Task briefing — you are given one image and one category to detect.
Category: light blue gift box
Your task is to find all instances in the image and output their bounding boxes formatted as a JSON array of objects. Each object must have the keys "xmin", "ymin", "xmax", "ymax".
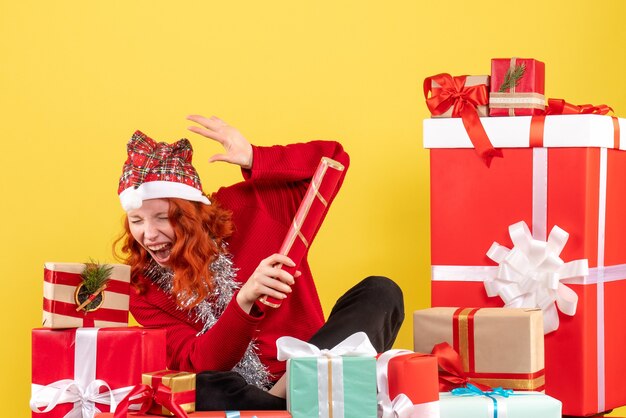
[
  {"xmin": 286, "ymin": 355, "xmax": 377, "ymax": 418},
  {"xmin": 440, "ymin": 386, "xmax": 562, "ymax": 418}
]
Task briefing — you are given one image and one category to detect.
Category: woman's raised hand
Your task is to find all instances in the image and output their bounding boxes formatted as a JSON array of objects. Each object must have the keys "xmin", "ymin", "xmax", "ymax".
[
  {"xmin": 187, "ymin": 115, "xmax": 254, "ymax": 169},
  {"xmin": 236, "ymin": 254, "xmax": 300, "ymax": 314}
]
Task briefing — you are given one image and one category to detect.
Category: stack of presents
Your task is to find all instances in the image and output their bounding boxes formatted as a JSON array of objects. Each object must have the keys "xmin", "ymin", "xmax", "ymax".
[{"xmin": 30, "ymin": 58, "xmax": 626, "ymax": 418}]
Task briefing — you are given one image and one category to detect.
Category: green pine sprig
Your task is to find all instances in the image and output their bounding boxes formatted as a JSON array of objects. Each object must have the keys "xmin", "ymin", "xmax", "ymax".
[
  {"xmin": 498, "ymin": 63, "xmax": 526, "ymax": 92},
  {"xmin": 80, "ymin": 260, "xmax": 113, "ymax": 294}
]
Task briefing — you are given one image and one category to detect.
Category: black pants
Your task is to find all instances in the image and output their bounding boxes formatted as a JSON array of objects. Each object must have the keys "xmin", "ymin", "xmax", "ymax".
[{"xmin": 196, "ymin": 276, "xmax": 405, "ymax": 411}]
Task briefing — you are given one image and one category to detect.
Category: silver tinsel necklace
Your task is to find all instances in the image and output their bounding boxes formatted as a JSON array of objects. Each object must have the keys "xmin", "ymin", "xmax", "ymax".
[{"xmin": 143, "ymin": 249, "xmax": 271, "ymax": 389}]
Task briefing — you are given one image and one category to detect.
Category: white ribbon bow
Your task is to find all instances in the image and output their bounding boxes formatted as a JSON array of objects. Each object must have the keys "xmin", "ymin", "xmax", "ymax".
[
  {"xmin": 276, "ymin": 331, "xmax": 377, "ymax": 360},
  {"xmin": 485, "ymin": 221, "xmax": 588, "ymax": 334},
  {"xmin": 30, "ymin": 380, "xmax": 133, "ymax": 418}
]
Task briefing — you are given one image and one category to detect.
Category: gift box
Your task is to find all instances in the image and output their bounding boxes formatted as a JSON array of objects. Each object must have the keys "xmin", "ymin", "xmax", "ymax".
[
  {"xmin": 413, "ymin": 307, "xmax": 544, "ymax": 392},
  {"xmin": 429, "ymin": 75, "xmax": 490, "ymax": 118},
  {"xmin": 439, "ymin": 386, "xmax": 561, "ymax": 418},
  {"xmin": 424, "ymin": 114, "xmax": 626, "ymax": 415},
  {"xmin": 377, "ymin": 350, "xmax": 440, "ymax": 418},
  {"xmin": 42, "ymin": 262, "xmax": 131, "ymax": 328},
  {"xmin": 489, "ymin": 58, "xmax": 545, "ymax": 116},
  {"xmin": 276, "ymin": 332, "xmax": 377, "ymax": 418},
  {"xmin": 142, "ymin": 370, "xmax": 196, "ymax": 416},
  {"xmin": 259, "ymin": 156, "xmax": 345, "ymax": 308},
  {"xmin": 30, "ymin": 327, "xmax": 167, "ymax": 418},
  {"xmin": 95, "ymin": 412, "xmax": 291, "ymax": 417},
  {"xmin": 424, "ymin": 73, "xmax": 501, "ymax": 167}
]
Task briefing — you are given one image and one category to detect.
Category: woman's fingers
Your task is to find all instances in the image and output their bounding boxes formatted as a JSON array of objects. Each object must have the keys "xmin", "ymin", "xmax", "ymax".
[
  {"xmin": 262, "ymin": 253, "xmax": 296, "ymax": 268},
  {"xmin": 187, "ymin": 114, "xmax": 226, "ymax": 131},
  {"xmin": 256, "ymin": 265, "xmax": 295, "ymax": 287}
]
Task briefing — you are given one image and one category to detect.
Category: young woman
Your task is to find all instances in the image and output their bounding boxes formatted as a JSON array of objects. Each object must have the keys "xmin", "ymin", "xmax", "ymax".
[{"xmin": 115, "ymin": 114, "xmax": 404, "ymax": 410}]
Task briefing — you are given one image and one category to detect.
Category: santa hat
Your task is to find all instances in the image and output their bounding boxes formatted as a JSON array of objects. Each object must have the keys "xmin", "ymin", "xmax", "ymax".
[{"xmin": 118, "ymin": 130, "xmax": 211, "ymax": 211}]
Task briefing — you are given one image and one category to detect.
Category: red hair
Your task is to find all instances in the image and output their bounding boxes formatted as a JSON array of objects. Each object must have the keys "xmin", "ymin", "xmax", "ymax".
[{"xmin": 114, "ymin": 195, "xmax": 233, "ymax": 309}]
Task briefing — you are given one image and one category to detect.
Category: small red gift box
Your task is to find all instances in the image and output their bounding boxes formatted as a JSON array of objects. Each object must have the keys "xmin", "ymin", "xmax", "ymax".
[
  {"xmin": 377, "ymin": 350, "xmax": 439, "ymax": 417},
  {"xmin": 489, "ymin": 57, "xmax": 545, "ymax": 116},
  {"xmin": 42, "ymin": 262, "xmax": 131, "ymax": 328},
  {"xmin": 30, "ymin": 327, "xmax": 166, "ymax": 418},
  {"xmin": 424, "ymin": 114, "xmax": 626, "ymax": 416}
]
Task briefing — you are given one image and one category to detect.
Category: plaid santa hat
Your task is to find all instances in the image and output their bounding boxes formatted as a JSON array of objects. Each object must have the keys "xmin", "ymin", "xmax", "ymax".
[{"xmin": 118, "ymin": 130, "xmax": 211, "ymax": 211}]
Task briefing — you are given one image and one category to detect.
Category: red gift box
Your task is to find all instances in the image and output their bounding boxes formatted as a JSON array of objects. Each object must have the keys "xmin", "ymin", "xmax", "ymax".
[
  {"xmin": 31, "ymin": 327, "xmax": 166, "ymax": 418},
  {"xmin": 43, "ymin": 262, "xmax": 131, "ymax": 328},
  {"xmin": 489, "ymin": 58, "xmax": 545, "ymax": 116},
  {"xmin": 377, "ymin": 350, "xmax": 439, "ymax": 417},
  {"xmin": 424, "ymin": 115, "xmax": 626, "ymax": 416},
  {"xmin": 95, "ymin": 413, "xmax": 291, "ymax": 417}
]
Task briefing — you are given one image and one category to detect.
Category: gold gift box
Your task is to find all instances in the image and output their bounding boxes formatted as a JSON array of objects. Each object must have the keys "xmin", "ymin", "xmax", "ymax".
[
  {"xmin": 413, "ymin": 307, "xmax": 545, "ymax": 391},
  {"xmin": 142, "ymin": 370, "xmax": 196, "ymax": 416}
]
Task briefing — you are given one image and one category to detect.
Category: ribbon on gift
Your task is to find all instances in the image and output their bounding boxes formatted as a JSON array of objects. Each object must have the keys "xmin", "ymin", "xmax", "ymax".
[
  {"xmin": 113, "ymin": 382, "xmax": 192, "ymax": 418},
  {"xmin": 484, "ymin": 221, "xmax": 588, "ymax": 334},
  {"xmin": 430, "ymin": 342, "xmax": 492, "ymax": 393},
  {"xmin": 30, "ymin": 328, "xmax": 134, "ymax": 418},
  {"xmin": 259, "ymin": 156, "xmax": 345, "ymax": 308},
  {"xmin": 451, "ymin": 383, "xmax": 514, "ymax": 418},
  {"xmin": 530, "ymin": 99, "xmax": 621, "ymax": 149},
  {"xmin": 277, "ymin": 332, "xmax": 377, "ymax": 418},
  {"xmin": 376, "ymin": 350, "xmax": 440, "ymax": 418},
  {"xmin": 424, "ymin": 73, "xmax": 503, "ymax": 167},
  {"xmin": 545, "ymin": 98, "xmax": 614, "ymax": 115}
]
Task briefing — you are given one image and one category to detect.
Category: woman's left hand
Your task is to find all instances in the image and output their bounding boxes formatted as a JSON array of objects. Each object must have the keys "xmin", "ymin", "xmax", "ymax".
[{"xmin": 187, "ymin": 114, "xmax": 254, "ymax": 169}]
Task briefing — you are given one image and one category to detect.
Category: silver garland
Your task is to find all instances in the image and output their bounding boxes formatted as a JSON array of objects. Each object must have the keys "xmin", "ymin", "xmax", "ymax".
[{"xmin": 144, "ymin": 248, "xmax": 271, "ymax": 389}]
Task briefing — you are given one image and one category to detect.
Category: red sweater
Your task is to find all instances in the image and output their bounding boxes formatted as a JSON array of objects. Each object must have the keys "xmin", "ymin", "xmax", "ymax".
[{"xmin": 130, "ymin": 140, "xmax": 349, "ymax": 380}]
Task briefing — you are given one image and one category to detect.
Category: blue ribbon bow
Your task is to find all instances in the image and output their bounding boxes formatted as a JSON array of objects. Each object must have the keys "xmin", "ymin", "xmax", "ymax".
[
  {"xmin": 451, "ymin": 383, "xmax": 514, "ymax": 418},
  {"xmin": 225, "ymin": 412, "xmax": 260, "ymax": 418}
]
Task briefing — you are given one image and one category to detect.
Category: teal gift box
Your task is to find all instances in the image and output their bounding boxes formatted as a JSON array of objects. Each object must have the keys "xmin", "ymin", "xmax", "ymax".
[
  {"xmin": 277, "ymin": 332, "xmax": 378, "ymax": 418},
  {"xmin": 440, "ymin": 387, "xmax": 561, "ymax": 418}
]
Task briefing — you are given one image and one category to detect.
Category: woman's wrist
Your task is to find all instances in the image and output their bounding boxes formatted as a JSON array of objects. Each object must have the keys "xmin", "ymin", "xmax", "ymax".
[{"xmin": 236, "ymin": 290, "xmax": 253, "ymax": 314}]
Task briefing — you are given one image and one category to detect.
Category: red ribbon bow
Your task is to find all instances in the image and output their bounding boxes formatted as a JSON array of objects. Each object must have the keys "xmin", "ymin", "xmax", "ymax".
[
  {"xmin": 424, "ymin": 73, "xmax": 503, "ymax": 167},
  {"xmin": 546, "ymin": 98, "xmax": 613, "ymax": 115},
  {"xmin": 530, "ymin": 99, "xmax": 620, "ymax": 149},
  {"xmin": 114, "ymin": 383, "xmax": 190, "ymax": 418},
  {"xmin": 431, "ymin": 342, "xmax": 492, "ymax": 392}
]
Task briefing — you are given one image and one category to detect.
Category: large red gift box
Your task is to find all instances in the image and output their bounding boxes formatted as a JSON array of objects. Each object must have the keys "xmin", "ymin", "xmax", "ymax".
[
  {"xmin": 489, "ymin": 57, "xmax": 545, "ymax": 116},
  {"xmin": 424, "ymin": 114, "xmax": 626, "ymax": 416},
  {"xmin": 31, "ymin": 327, "xmax": 166, "ymax": 418}
]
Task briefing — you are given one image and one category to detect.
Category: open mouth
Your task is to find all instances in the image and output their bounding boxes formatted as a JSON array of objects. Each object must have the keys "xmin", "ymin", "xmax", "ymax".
[{"xmin": 147, "ymin": 243, "xmax": 172, "ymax": 264}]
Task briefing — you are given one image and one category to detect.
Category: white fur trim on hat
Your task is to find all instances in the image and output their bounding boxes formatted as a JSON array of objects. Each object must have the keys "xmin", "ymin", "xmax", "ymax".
[{"xmin": 119, "ymin": 180, "xmax": 211, "ymax": 212}]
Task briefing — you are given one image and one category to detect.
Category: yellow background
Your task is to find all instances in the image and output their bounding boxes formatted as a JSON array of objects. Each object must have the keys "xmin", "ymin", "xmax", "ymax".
[{"xmin": 2, "ymin": 0, "xmax": 625, "ymax": 416}]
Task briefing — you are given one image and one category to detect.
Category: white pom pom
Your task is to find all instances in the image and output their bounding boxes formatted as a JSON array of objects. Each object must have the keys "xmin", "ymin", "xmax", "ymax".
[{"xmin": 121, "ymin": 188, "xmax": 143, "ymax": 212}]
